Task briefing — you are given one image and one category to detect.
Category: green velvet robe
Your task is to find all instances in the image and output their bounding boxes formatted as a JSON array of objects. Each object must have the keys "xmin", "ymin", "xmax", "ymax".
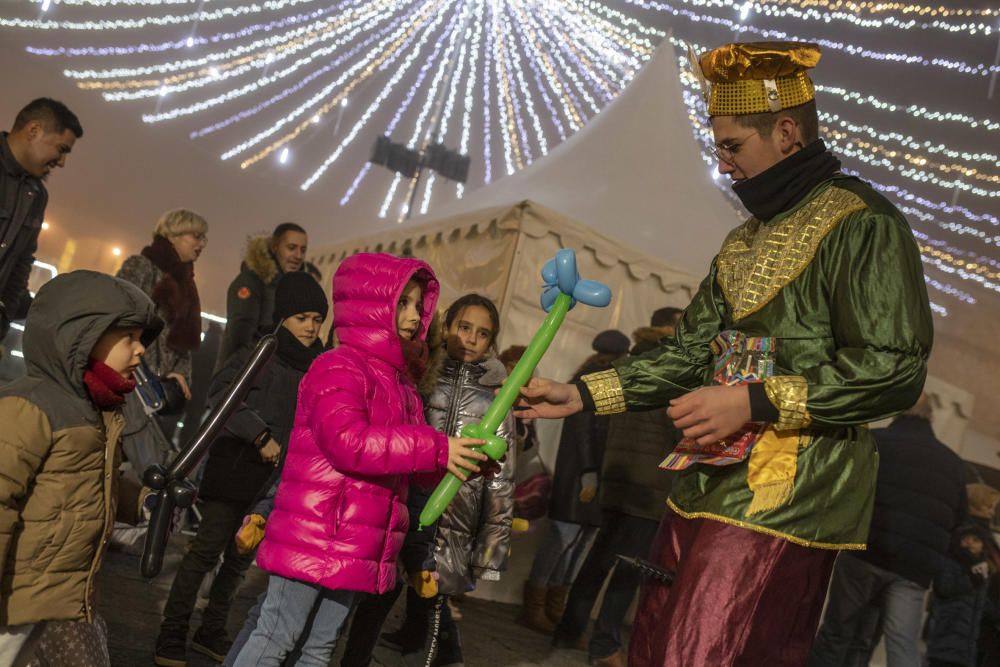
[{"xmin": 593, "ymin": 175, "xmax": 933, "ymax": 549}]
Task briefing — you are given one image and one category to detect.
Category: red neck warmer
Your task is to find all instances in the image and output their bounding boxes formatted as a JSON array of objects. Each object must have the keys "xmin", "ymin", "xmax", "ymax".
[{"xmin": 83, "ymin": 360, "xmax": 136, "ymax": 409}]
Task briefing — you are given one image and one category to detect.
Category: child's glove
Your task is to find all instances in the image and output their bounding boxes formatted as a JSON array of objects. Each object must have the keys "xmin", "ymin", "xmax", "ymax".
[
  {"xmin": 235, "ymin": 514, "xmax": 267, "ymax": 555},
  {"xmin": 411, "ymin": 570, "xmax": 439, "ymax": 598},
  {"xmin": 578, "ymin": 471, "xmax": 598, "ymax": 504}
]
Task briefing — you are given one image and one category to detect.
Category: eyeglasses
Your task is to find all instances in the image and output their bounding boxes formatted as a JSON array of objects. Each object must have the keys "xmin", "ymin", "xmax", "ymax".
[{"xmin": 710, "ymin": 132, "xmax": 757, "ymax": 166}]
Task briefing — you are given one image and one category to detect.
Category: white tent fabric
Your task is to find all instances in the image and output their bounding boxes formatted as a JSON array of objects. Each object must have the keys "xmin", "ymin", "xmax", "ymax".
[{"xmin": 415, "ymin": 39, "xmax": 742, "ymax": 277}]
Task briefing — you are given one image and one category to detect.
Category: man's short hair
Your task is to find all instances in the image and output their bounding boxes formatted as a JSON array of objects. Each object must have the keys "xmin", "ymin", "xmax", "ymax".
[
  {"xmin": 12, "ymin": 98, "xmax": 84, "ymax": 138},
  {"xmin": 272, "ymin": 222, "xmax": 306, "ymax": 240},
  {"xmin": 732, "ymin": 99, "xmax": 818, "ymax": 144}
]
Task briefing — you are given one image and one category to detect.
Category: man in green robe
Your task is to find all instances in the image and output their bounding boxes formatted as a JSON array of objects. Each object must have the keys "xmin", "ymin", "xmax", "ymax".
[{"xmin": 517, "ymin": 41, "xmax": 933, "ymax": 666}]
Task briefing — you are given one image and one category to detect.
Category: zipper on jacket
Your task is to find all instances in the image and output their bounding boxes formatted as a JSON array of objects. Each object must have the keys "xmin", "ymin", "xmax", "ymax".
[{"xmin": 443, "ymin": 363, "xmax": 466, "ymax": 436}]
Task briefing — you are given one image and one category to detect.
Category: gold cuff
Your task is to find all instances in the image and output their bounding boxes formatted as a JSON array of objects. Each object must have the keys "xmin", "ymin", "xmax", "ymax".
[
  {"xmin": 581, "ymin": 369, "xmax": 626, "ymax": 416},
  {"xmin": 764, "ymin": 376, "xmax": 812, "ymax": 429}
]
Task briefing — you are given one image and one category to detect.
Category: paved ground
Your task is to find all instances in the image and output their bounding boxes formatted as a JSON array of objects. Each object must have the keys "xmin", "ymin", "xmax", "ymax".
[{"xmin": 97, "ymin": 534, "xmax": 595, "ymax": 666}]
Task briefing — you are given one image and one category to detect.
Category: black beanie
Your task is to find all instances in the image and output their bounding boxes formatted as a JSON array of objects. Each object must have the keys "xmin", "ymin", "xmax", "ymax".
[
  {"xmin": 273, "ymin": 271, "xmax": 329, "ymax": 326},
  {"xmin": 592, "ymin": 329, "xmax": 630, "ymax": 355}
]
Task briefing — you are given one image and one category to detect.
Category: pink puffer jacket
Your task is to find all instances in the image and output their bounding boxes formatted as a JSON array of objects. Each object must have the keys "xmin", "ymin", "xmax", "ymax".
[{"xmin": 256, "ymin": 253, "xmax": 449, "ymax": 594}]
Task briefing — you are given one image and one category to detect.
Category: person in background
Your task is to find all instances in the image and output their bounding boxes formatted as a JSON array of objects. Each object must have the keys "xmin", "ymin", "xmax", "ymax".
[
  {"xmin": 809, "ymin": 395, "xmax": 967, "ymax": 667},
  {"xmin": 553, "ymin": 308, "xmax": 684, "ymax": 667},
  {"xmin": 0, "ymin": 98, "xmax": 83, "ymax": 343},
  {"xmin": 0, "ymin": 271, "xmax": 160, "ymax": 666},
  {"xmin": 926, "ymin": 525, "xmax": 1000, "ymax": 667},
  {"xmin": 217, "ymin": 222, "xmax": 308, "ymax": 369},
  {"xmin": 154, "ymin": 272, "xmax": 328, "ymax": 667},
  {"xmin": 116, "ymin": 208, "xmax": 207, "ymax": 411},
  {"xmin": 518, "ymin": 330, "xmax": 631, "ymax": 635},
  {"xmin": 229, "ymin": 254, "xmax": 486, "ymax": 666},
  {"xmin": 965, "ymin": 483, "xmax": 1000, "ymax": 667}
]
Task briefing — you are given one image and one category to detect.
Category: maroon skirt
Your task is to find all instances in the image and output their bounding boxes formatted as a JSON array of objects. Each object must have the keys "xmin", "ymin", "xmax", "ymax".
[{"xmin": 629, "ymin": 508, "xmax": 837, "ymax": 667}]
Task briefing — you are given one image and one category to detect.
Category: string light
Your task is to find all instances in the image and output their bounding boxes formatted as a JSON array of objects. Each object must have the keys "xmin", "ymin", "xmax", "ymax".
[{"xmin": 623, "ymin": 0, "xmax": 996, "ymax": 36}]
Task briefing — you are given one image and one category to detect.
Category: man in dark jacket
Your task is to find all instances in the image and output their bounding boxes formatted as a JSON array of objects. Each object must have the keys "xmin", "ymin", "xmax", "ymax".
[
  {"xmin": 0, "ymin": 98, "xmax": 83, "ymax": 341},
  {"xmin": 809, "ymin": 395, "xmax": 967, "ymax": 667},
  {"xmin": 216, "ymin": 222, "xmax": 308, "ymax": 370},
  {"xmin": 553, "ymin": 308, "xmax": 683, "ymax": 667}
]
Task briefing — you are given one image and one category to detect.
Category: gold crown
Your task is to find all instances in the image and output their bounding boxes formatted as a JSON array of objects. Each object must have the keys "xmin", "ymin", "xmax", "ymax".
[{"xmin": 698, "ymin": 41, "xmax": 821, "ymax": 116}]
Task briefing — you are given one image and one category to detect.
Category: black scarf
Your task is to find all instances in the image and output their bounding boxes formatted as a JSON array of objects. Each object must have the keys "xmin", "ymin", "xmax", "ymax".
[
  {"xmin": 732, "ymin": 139, "xmax": 841, "ymax": 222},
  {"xmin": 276, "ymin": 326, "xmax": 324, "ymax": 372}
]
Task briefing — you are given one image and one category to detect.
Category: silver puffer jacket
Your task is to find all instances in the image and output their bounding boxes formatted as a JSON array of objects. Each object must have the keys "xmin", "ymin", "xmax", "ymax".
[{"xmin": 423, "ymin": 356, "xmax": 516, "ymax": 595}]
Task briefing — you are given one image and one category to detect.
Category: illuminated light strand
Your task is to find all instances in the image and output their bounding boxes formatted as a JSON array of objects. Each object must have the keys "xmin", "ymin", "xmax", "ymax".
[
  {"xmin": 922, "ymin": 261, "xmax": 988, "ymax": 301},
  {"xmin": 622, "ymin": 0, "xmax": 995, "ymax": 35},
  {"xmin": 506, "ymin": 2, "xmax": 567, "ymax": 143},
  {"xmin": 4, "ymin": 0, "xmax": 324, "ymax": 30},
  {"xmin": 745, "ymin": 0, "xmax": 998, "ymax": 19},
  {"xmin": 508, "ymin": 0, "xmax": 581, "ymax": 136},
  {"xmin": 480, "ymin": 0, "xmax": 494, "ymax": 184},
  {"xmin": 519, "ymin": 4, "xmax": 591, "ymax": 128},
  {"xmin": 189, "ymin": 8, "xmax": 404, "ymax": 137},
  {"xmin": 498, "ymin": 3, "xmax": 549, "ymax": 160},
  {"xmin": 919, "ymin": 244, "xmax": 1000, "ymax": 287},
  {"xmin": 820, "ymin": 125, "xmax": 1000, "ymax": 190},
  {"xmin": 816, "ymin": 86, "xmax": 1000, "ymax": 133},
  {"xmin": 912, "ymin": 230, "xmax": 1000, "ymax": 274},
  {"xmin": 225, "ymin": 0, "xmax": 438, "ymax": 163},
  {"xmin": 537, "ymin": 5, "xmax": 621, "ymax": 101},
  {"xmin": 24, "ymin": 3, "xmax": 344, "ymax": 57},
  {"xmin": 147, "ymin": 3, "xmax": 408, "ymax": 124},
  {"xmin": 526, "ymin": 2, "xmax": 615, "ymax": 108},
  {"xmin": 521, "ymin": 2, "xmax": 601, "ymax": 117},
  {"xmin": 494, "ymin": 2, "xmax": 536, "ymax": 167},
  {"xmin": 489, "ymin": 0, "xmax": 525, "ymax": 175},
  {"xmin": 456, "ymin": 0, "xmax": 486, "ymax": 198},
  {"xmin": 648, "ymin": 5, "xmax": 1000, "ymax": 76},
  {"xmin": 300, "ymin": 0, "xmax": 454, "ymax": 190}
]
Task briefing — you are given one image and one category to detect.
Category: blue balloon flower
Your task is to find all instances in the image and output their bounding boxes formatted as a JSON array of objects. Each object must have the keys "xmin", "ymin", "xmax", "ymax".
[{"xmin": 540, "ymin": 248, "xmax": 612, "ymax": 312}]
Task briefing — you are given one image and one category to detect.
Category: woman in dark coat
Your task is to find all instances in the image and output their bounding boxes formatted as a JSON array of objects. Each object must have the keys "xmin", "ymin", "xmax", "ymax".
[{"xmin": 516, "ymin": 330, "xmax": 630, "ymax": 634}]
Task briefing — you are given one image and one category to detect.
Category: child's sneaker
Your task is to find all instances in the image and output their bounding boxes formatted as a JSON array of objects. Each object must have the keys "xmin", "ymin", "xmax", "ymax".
[
  {"xmin": 191, "ymin": 628, "xmax": 232, "ymax": 662},
  {"xmin": 153, "ymin": 635, "xmax": 187, "ymax": 667}
]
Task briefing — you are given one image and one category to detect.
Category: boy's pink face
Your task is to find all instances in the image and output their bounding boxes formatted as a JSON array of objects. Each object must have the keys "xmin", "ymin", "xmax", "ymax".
[
  {"xmin": 396, "ymin": 281, "xmax": 423, "ymax": 341},
  {"xmin": 91, "ymin": 326, "xmax": 145, "ymax": 379}
]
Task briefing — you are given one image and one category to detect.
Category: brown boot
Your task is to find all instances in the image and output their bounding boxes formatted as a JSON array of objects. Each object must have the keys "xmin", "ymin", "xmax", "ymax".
[
  {"xmin": 516, "ymin": 582, "xmax": 557, "ymax": 634},
  {"xmin": 591, "ymin": 649, "xmax": 627, "ymax": 667},
  {"xmin": 545, "ymin": 584, "xmax": 571, "ymax": 625}
]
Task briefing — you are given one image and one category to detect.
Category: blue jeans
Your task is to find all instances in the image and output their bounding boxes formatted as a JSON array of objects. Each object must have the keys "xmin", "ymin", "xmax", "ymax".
[
  {"xmin": 232, "ymin": 575, "xmax": 355, "ymax": 667},
  {"xmin": 809, "ymin": 553, "xmax": 927, "ymax": 667},
  {"xmin": 528, "ymin": 519, "xmax": 598, "ymax": 586}
]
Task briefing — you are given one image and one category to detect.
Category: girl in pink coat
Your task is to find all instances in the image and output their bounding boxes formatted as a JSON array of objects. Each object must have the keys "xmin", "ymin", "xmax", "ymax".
[{"xmin": 233, "ymin": 253, "xmax": 486, "ymax": 667}]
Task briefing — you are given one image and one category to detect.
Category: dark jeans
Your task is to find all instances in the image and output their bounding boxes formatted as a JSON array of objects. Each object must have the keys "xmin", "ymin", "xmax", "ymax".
[
  {"xmin": 808, "ymin": 554, "xmax": 927, "ymax": 667},
  {"xmin": 555, "ymin": 512, "xmax": 659, "ymax": 659},
  {"xmin": 159, "ymin": 498, "xmax": 255, "ymax": 640},
  {"xmin": 340, "ymin": 584, "xmax": 404, "ymax": 667}
]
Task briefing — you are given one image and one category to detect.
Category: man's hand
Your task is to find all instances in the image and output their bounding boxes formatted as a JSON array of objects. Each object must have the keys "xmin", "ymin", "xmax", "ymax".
[
  {"xmin": 667, "ymin": 385, "xmax": 751, "ymax": 445},
  {"xmin": 166, "ymin": 372, "xmax": 192, "ymax": 400},
  {"xmin": 447, "ymin": 437, "xmax": 488, "ymax": 481},
  {"xmin": 514, "ymin": 378, "xmax": 584, "ymax": 420},
  {"xmin": 259, "ymin": 438, "xmax": 281, "ymax": 465}
]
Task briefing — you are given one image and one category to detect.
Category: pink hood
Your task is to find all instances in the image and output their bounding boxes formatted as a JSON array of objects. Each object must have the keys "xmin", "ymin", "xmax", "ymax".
[{"xmin": 256, "ymin": 253, "xmax": 449, "ymax": 594}]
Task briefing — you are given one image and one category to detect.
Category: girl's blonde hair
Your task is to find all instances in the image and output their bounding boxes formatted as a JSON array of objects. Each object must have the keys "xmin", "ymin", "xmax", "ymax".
[{"xmin": 154, "ymin": 208, "xmax": 209, "ymax": 239}]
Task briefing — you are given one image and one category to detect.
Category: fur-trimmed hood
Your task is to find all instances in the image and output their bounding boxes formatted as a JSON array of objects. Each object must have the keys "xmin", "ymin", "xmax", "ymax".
[
  {"xmin": 242, "ymin": 234, "xmax": 281, "ymax": 285},
  {"xmin": 631, "ymin": 324, "xmax": 675, "ymax": 355}
]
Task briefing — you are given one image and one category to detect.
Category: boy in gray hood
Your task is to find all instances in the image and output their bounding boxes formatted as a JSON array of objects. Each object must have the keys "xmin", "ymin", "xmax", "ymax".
[{"xmin": 0, "ymin": 270, "xmax": 162, "ymax": 666}]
